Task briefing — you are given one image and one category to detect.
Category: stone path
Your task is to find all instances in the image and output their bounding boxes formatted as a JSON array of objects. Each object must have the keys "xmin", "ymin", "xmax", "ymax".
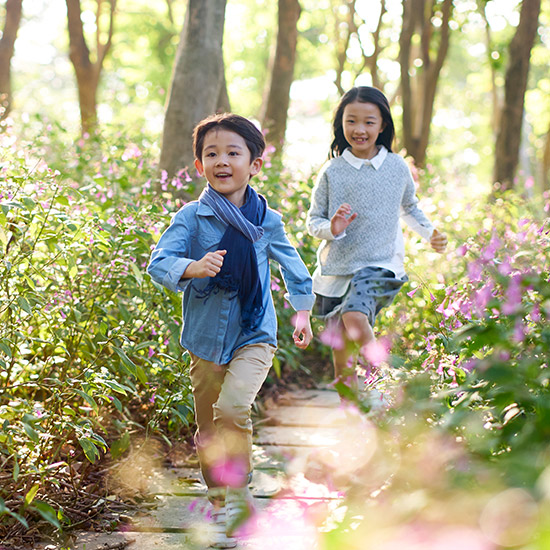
[{"xmin": 44, "ymin": 388, "xmax": 349, "ymax": 550}]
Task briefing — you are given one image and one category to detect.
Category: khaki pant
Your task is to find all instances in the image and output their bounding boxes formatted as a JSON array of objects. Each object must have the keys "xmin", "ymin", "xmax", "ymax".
[{"xmin": 188, "ymin": 343, "xmax": 275, "ymax": 490}]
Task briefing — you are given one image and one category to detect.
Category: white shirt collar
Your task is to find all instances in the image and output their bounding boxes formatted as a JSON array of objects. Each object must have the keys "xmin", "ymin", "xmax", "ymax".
[{"xmin": 342, "ymin": 146, "xmax": 388, "ymax": 170}]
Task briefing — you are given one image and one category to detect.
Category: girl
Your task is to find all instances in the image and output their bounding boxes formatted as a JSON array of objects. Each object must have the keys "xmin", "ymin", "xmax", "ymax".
[{"xmin": 306, "ymin": 86, "xmax": 447, "ymax": 390}]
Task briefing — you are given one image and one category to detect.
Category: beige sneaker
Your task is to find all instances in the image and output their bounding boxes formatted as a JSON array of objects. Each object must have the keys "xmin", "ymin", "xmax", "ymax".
[
  {"xmin": 225, "ymin": 486, "xmax": 256, "ymax": 536},
  {"xmin": 208, "ymin": 507, "xmax": 237, "ymax": 549}
]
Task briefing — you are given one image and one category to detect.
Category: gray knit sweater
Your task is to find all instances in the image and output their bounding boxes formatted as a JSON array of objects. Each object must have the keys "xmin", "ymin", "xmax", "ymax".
[{"xmin": 306, "ymin": 151, "xmax": 433, "ymax": 276}]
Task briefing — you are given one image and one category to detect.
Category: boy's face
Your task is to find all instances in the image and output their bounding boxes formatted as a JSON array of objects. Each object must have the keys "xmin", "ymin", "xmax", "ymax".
[{"xmin": 194, "ymin": 128, "xmax": 263, "ymax": 208}]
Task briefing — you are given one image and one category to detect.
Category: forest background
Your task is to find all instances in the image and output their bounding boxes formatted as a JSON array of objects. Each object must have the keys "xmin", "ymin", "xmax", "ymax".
[{"xmin": 1, "ymin": 0, "xmax": 550, "ymax": 548}]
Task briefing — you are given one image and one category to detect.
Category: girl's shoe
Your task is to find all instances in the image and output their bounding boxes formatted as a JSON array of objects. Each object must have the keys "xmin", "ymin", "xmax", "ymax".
[
  {"xmin": 208, "ymin": 507, "xmax": 237, "ymax": 549},
  {"xmin": 225, "ymin": 486, "xmax": 256, "ymax": 536}
]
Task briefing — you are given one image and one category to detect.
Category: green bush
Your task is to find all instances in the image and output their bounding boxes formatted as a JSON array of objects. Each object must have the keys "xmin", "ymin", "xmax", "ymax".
[{"xmin": 0, "ymin": 126, "xmax": 194, "ymax": 534}]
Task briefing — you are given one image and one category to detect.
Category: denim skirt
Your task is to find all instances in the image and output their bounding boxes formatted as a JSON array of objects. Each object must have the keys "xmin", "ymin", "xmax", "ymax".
[{"xmin": 314, "ymin": 266, "xmax": 407, "ymax": 327}]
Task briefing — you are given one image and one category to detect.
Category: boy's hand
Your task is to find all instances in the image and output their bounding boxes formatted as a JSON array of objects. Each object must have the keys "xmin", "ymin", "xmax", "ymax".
[
  {"xmin": 293, "ymin": 310, "xmax": 313, "ymax": 349},
  {"xmin": 430, "ymin": 229, "xmax": 448, "ymax": 253},
  {"xmin": 183, "ymin": 250, "xmax": 227, "ymax": 278},
  {"xmin": 331, "ymin": 203, "xmax": 358, "ymax": 236}
]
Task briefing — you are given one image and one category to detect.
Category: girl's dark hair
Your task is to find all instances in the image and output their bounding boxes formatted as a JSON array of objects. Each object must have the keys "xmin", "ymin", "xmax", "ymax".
[
  {"xmin": 193, "ymin": 112, "xmax": 266, "ymax": 161},
  {"xmin": 330, "ymin": 86, "xmax": 395, "ymax": 158}
]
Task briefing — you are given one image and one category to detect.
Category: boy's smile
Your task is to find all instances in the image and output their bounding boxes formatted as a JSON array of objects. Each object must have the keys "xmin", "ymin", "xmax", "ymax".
[{"xmin": 195, "ymin": 129, "xmax": 262, "ymax": 207}]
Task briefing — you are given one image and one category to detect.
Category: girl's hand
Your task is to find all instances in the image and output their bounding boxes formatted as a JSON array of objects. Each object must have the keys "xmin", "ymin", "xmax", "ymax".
[
  {"xmin": 331, "ymin": 203, "xmax": 358, "ymax": 236},
  {"xmin": 430, "ymin": 229, "xmax": 448, "ymax": 253},
  {"xmin": 293, "ymin": 310, "xmax": 313, "ymax": 349},
  {"xmin": 183, "ymin": 250, "xmax": 227, "ymax": 278}
]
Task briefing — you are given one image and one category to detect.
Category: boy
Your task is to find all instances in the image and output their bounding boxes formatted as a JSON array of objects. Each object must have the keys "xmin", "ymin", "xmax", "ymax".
[{"xmin": 147, "ymin": 113, "xmax": 314, "ymax": 548}]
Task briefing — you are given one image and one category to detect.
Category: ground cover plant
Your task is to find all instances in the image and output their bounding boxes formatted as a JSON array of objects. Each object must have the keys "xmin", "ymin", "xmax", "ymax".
[{"xmin": 1, "ymin": 120, "xmax": 550, "ymax": 549}]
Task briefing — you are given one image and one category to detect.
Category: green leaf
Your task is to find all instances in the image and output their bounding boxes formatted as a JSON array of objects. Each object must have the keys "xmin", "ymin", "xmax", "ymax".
[
  {"xmin": 272, "ymin": 355, "xmax": 281, "ymax": 378},
  {"xmin": 74, "ymin": 389, "xmax": 98, "ymax": 413},
  {"xmin": 0, "ymin": 340, "xmax": 12, "ymax": 357},
  {"xmin": 24, "ymin": 484, "xmax": 40, "ymax": 506},
  {"xmin": 78, "ymin": 438, "xmax": 100, "ymax": 463},
  {"xmin": 113, "ymin": 346, "xmax": 136, "ymax": 372},
  {"xmin": 136, "ymin": 365, "xmax": 148, "ymax": 386},
  {"xmin": 130, "ymin": 262, "xmax": 143, "ymax": 284},
  {"xmin": 110, "ymin": 395, "xmax": 123, "ymax": 412},
  {"xmin": 22, "ymin": 422, "xmax": 39, "ymax": 443},
  {"xmin": 102, "ymin": 380, "xmax": 130, "ymax": 395},
  {"xmin": 55, "ymin": 196, "xmax": 69, "ymax": 206},
  {"xmin": 32, "ymin": 501, "xmax": 61, "ymax": 529},
  {"xmin": 0, "ymin": 496, "xmax": 28, "ymax": 528},
  {"xmin": 22, "ymin": 197, "xmax": 36, "ymax": 211},
  {"xmin": 110, "ymin": 431, "xmax": 131, "ymax": 459},
  {"xmin": 17, "ymin": 296, "xmax": 32, "ymax": 314}
]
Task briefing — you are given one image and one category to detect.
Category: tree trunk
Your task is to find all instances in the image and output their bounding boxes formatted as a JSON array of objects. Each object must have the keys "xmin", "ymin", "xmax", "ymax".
[
  {"xmin": 493, "ymin": 0, "xmax": 541, "ymax": 191},
  {"xmin": 261, "ymin": 0, "xmax": 301, "ymax": 154},
  {"xmin": 333, "ymin": 0, "xmax": 356, "ymax": 97},
  {"xmin": 0, "ymin": 0, "xmax": 23, "ymax": 121},
  {"xmin": 66, "ymin": 0, "xmax": 116, "ymax": 135},
  {"xmin": 541, "ymin": 118, "xmax": 550, "ymax": 194},
  {"xmin": 356, "ymin": 0, "xmax": 386, "ymax": 90},
  {"xmin": 217, "ymin": 70, "xmax": 231, "ymax": 113},
  {"xmin": 160, "ymin": 0, "xmax": 227, "ymax": 180},
  {"xmin": 478, "ymin": 2, "xmax": 500, "ymax": 135},
  {"xmin": 399, "ymin": 0, "xmax": 453, "ymax": 167}
]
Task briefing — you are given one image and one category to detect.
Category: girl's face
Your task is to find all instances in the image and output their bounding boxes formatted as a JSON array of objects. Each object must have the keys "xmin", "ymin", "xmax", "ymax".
[{"xmin": 342, "ymin": 101, "xmax": 386, "ymax": 159}]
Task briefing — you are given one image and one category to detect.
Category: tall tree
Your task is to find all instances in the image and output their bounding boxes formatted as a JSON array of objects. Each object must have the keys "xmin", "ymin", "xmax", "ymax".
[
  {"xmin": 160, "ymin": 0, "xmax": 228, "ymax": 180},
  {"xmin": 260, "ymin": 0, "xmax": 301, "ymax": 154},
  {"xmin": 493, "ymin": 0, "xmax": 541, "ymax": 191},
  {"xmin": 0, "ymin": 0, "xmax": 23, "ymax": 122},
  {"xmin": 332, "ymin": 0, "xmax": 387, "ymax": 95},
  {"xmin": 66, "ymin": 0, "xmax": 116, "ymax": 134},
  {"xmin": 399, "ymin": 0, "xmax": 453, "ymax": 167},
  {"xmin": 543, "ymin": 121, "xmax": 550, "ymax": 193}
]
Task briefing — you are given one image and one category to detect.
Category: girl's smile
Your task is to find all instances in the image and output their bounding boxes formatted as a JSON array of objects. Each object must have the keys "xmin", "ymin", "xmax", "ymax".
[{"xmin": 342, "ymin": 101, "xmax": 386, "ymax": 160}]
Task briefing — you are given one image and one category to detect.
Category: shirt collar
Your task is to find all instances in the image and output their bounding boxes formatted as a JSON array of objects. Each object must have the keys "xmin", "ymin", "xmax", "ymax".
[
  {"xmin": 196, "ymin": 200, "xmax": 216, "ymax": 216},
  {"xmin": 342, "ymin": 146, "xmax": 387, "ymax": 170}
]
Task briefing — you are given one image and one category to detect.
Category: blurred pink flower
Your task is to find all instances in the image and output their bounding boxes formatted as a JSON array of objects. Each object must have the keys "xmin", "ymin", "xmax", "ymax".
[
  {"xmin": 319, "ymin": 320, "xmax": 344, "ymax": 350},
  {"xmin": 362, "ymin": 339, "xmax": 389, "ymax": 367},
  {"xmin": 211, "ymin": 458, "xmax": 248, "ymax": 488},
  {"xmin": 501, "ymin": 275, "xmax": 522, "ymax": 315}
]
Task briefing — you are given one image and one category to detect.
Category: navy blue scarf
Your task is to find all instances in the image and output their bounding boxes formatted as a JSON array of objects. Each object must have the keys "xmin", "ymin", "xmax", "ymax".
[{"xmin": 197, "ymin": 184, "xmax": 267, "ymax": 334}]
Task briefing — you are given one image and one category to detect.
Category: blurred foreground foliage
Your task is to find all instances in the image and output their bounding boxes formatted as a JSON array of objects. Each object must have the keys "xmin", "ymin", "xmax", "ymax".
[{"xmin": 1, "ymin": 119, "xmax": 550, "ymax": 548}]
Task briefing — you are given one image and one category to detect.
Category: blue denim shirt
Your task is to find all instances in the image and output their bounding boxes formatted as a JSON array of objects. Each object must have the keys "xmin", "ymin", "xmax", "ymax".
[{"xmin": 147, "ymin": 200, "xmax": 315, "ymax": 364}]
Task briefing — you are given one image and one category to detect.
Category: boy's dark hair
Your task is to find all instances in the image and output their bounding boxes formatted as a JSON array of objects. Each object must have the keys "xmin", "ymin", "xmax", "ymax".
[
  {"xmin": 330, "ymin": 86, "xmax": 395, "ymax": 158},
  {"xmin": 193, "ymin": 112, "xmax": 266, "ymax": 161}
]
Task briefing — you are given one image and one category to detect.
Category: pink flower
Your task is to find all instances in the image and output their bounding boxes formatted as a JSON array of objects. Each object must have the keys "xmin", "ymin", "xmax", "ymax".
[
  {"xmin": 468, "ymin": 261, "xmax": 483, "ymax": 282},
  {"xmin": 481, "ymin": 234, "xmax": 501, "ymax": 261},
  {"xmin": 319, "ymin": 320, "xmax": 344, "ymax": 350},
  {"xmin": 361, "ymin": 338, "xmax": 389, "ymax": 367},
  {"xmin": 407, "ymin": 286, "xmax": 420, "ymax": 298},
  {"xmin": 501, "ymin": 275, "xmax": 522, "ymax": 315},
  {"xmin": 513, "ymin": 319, "xmax": 526, "ymax": 343},
  {"xmin": 211, "ymin": 458, "xmax": 248, "ymax": 488}
]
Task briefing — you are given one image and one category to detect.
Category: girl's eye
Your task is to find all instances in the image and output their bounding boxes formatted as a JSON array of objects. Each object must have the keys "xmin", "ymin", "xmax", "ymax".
[{"xmin": 229, "ymin": 151, "xmax": 239, "ymax": 156}]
